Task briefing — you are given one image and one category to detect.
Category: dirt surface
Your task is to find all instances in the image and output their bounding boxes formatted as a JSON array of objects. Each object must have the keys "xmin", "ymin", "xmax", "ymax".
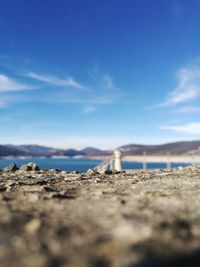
[{"xmin": 1, "ymin": 166, "xmax": 200, "ymax": 267}]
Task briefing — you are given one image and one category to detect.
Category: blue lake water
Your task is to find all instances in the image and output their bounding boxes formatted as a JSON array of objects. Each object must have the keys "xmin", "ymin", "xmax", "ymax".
[{"xmin": 0, "ymin": 157, "xmax": 191, "ymax": 172}]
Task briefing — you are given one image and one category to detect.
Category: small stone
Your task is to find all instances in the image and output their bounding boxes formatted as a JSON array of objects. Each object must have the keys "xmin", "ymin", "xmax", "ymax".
[
  {"xmin": 27, "ymin": 193, "xmax": 39, "ymax": 203},
  {"xmin": 24, "ymin": 219, "xmax": 41, "ymax": 235},
  {"xmin": 71, "ymin": 170, "xmax": 79, "ymax": 174},
  {"xmin": 49, "ymin": 168, "xmax": 61, "ymax": 173},
  {"xmin": 19, "ymin": 162, "xmax": 40, "ymax": 172},
  {"xmin": 112, "ymin": 169, "xmax": 120, "ymax": 174},
  {"xmin": 177, "ymin": 166, "xmax": 183, "ymax": 171},
  {"xmin": 87, "ymin": 169, "xmax": 98, "ymax": 175},
  {"xmin": 3, "ymin": 163, "xmax": 18, "ymax": 173}
]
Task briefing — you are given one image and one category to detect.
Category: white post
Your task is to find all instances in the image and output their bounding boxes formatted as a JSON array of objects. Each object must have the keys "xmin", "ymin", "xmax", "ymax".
[
  {"xmin": 166, "ymin": 152, "xmax": 171, "ymax": 168},
  {"xmin": 143, "ymin": 151, "xmax": 147, "ymax": 170},
  {"xmin": 110, "ymin": 158, "xmax": 114, "ymax": 170},
  {"xmin": 191, "ymin": 153, "xmax": 196, "ymax": 167},
  {"xmin": 114, "ymin": 150, "xmax": 122, "ymax": 172}
]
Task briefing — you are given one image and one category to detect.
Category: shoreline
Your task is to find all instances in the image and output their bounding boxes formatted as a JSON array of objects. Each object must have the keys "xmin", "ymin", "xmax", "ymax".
[{"xmin": 1, "ymin": 155, "xmax": 200, "ymax": 166}]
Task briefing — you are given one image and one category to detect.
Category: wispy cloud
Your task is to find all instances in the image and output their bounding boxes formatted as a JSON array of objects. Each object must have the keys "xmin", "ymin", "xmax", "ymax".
[
  {"xmin": 175, "ymin": 106, "xmax": 200, "ymax": 113},
  {"xmin": 57, "ymin": 91, "xmax": 124, "ymax": 105},
  {"xmin": 161, "ymin": 67, "xmax": 200, "ymax": 107},
  {"xmin": 26, "ymin": 72, "xmax": 84, "ymax": 89},
  {"xmin": 52, "ymin": 69, "xmax": 123, "ymax": 107},
  {"xmin": 0, "ymin": 101, "xmax": 7, "ymax": 108},
  {"xmin": 160, "ymin": 122, "xmax": 200, "ymax": 134},
  {"xmin": 0, "ymin": 74, "xmax": 29, "ymax": 92},
  {"xmin": 83, "ymin": 105, "xmax": 97, "ymax": 114},
  {"xmin": 172, "ymin": 0, "xmax": 185, "ymax": 18},
  {"xmin": 0, "ymin": 117, "xmax": 11, "ymax": 122},
  {"xmin": 0, "ymin": 66, "xmax": 123, "ymax": 110},
  {"xmin": 0, "ymin": 74, "xmax": 32, "ymax": 107},
  {"xmin": 88, "ymin": 65, "xmax": 115, "ymax": 90},
  {"xmin": 0, "ymin": 94, "xmax": 31, "ymax": 108},
  {"xmin": 104, "ymin": 74, "xmax": 114, "ymax": 89}
]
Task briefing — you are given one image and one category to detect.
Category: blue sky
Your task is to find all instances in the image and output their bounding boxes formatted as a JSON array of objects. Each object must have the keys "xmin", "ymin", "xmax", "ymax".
[{"xmin": 0, "ymin": 0, "xmax": 200, "ymax": 149}]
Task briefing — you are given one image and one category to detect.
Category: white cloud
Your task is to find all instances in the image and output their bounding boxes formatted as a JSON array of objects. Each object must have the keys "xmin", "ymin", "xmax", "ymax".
[
  {"xmin": 0, "ymin": 74, "xmax": 28, "ymax": 92},
  {"xmin": 161, "ymin": 67, "xmax": 200, "ymax": 106},
  {"xmin": 26, "ymin": 72, "xmax": 84, "ymax": 89},
  {"xmin": 161, "ymin": 122, "xmax": 200, "ymax": 134}
]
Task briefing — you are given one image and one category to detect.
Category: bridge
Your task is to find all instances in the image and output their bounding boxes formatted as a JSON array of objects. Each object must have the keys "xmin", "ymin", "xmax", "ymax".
[
  {"xmin": 94, "ymin": 150, "xmax": 200, "ymax": 173},
  {"xmin": 94, "ymin": 150, "xmax": 121, "ymax": 173}
]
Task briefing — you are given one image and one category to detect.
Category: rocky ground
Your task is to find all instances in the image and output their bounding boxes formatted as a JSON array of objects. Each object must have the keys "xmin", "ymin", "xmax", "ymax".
[{"xmin": 1, "ymin": 163, "xmax": 200, "ymax": 267}]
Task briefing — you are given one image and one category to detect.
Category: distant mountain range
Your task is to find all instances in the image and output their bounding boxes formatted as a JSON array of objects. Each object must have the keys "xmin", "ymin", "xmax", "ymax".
[
  {"xmin": 119, "ymin": 141, "xmax": 200, "ymax": 155},
  {"xmin": 0, "ymin": 141, "xmax": 200, "ymax": 157},
  {"xmin": 0, "ymin": 145, "xmax": 111, "ymax": 157}
]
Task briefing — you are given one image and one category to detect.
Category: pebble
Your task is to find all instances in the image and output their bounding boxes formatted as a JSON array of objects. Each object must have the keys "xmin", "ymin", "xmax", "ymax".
[
  {"xmin": 87, "ymin": 169, "xmax": 98, "ymax": 175},
  {"xmin": 71, "ymin": 170, "xmax": 80, "ymax": 174},
  {"xmin": 49, "ymin": 168, "xmax": 61, "ymax": 173},
  {"xmin": 24, "ymin": 219, "xmax": 41, "ymax": 235}
]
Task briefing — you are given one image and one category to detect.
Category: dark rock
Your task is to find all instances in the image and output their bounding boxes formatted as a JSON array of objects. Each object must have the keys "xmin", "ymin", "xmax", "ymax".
[
  {"xmin": 44, "ymin": 186, "xmax": 58, "ymax": 192},
  {"xmin": 121, "ymin": 199, "xmax": 126, "ymax": 205},
  {"xmin": 3, "ymin": 163, "xmax": 18, "ymax": 172},
  {"xmin": 3, "ymin": 194, "xmax": 15, "ymax": 201},
  {"xmin": 104, "ymin": 169, "xmax": 113, "ymax": 175},
  {"xmin": 52, "ymin": 192, "xmax": 76, "ymax": 199},
  {"xmin": 36, "ymin": 180, "xmax": 48, "ymax": 185},
  {"xmin": 0, "ymin": 184, "xmax": 7, "ymax": 192}
]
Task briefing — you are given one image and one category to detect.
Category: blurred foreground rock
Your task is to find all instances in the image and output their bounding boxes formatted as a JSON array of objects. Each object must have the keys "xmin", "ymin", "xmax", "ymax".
[
  {"xmin": 0, "ymin": 164, "xmax": 200, "ymax": 266},
  {"xmin": 3, "ymin": 163, "xmax": 18, "ymax": 172},
  {"xmin": 19, "ymin": 162, "xmax": 40, "ymax": 172}
]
